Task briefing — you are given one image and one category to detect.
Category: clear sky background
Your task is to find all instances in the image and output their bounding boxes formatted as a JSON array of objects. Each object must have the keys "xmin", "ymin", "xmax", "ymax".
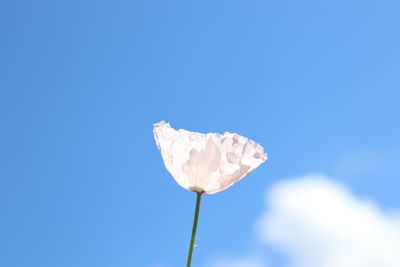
[{"xmin": 1, "ymin": 0, "xmax": 400, "ymax": 267}]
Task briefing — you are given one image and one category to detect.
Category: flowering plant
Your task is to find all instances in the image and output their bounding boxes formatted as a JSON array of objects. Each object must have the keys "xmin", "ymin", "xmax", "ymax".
[{"xmin": 154, "ymin": 121, "xmax": 267, "ymax": 266}]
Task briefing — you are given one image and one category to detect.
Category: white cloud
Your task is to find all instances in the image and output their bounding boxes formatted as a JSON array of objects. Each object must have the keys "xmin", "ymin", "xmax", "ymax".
[
  {"xmin": 257, "ymin": 173, "xmax": 400, "ymax": 267},
  {"xmin": 209, "ymin": 256, "xmax": 265, "ymax": 267}
]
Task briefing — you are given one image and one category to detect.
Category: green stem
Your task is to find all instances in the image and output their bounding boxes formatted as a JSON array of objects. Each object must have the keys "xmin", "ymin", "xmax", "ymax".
[{"xmin": 186, "ymin": 192, "xmax": 202, "ymax": 267}]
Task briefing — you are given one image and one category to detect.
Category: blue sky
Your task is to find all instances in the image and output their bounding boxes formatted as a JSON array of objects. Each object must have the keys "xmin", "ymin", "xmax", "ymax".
[{"xmin": 1, "ymin": 0, "xmax": 400, "ymax": 266}]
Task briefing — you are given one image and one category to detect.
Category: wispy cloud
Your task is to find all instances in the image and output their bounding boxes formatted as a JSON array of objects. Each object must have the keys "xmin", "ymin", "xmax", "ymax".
[
  {"xmin": 257, "ymin": 173, "xmax": 400, "ymax": 267},
  {"xmin": 158, "ymin": 173, "xmax": 400, "ymax": 267}
]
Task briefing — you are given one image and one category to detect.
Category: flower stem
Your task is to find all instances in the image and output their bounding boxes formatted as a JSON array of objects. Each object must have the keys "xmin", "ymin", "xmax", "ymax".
[{"xmin": 186, "ymin": 192, "xmax": 202, "ymax": 267}]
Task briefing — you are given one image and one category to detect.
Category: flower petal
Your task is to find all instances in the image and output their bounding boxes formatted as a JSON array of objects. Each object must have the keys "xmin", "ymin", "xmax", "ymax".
[{"xmin": 153, "ymin": 121, "xmax": 267, "ymax": 194}]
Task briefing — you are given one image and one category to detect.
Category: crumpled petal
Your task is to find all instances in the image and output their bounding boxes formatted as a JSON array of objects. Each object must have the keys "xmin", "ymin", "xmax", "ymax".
[{"xmin": 153, "ymin": 121, "xmax": 267, "ymax": 194}]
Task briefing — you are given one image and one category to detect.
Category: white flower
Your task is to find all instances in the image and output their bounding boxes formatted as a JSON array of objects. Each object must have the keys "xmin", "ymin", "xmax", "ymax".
[{"xmin": 153, "ymin": 121, "xmax": 267, "ymax": 194}]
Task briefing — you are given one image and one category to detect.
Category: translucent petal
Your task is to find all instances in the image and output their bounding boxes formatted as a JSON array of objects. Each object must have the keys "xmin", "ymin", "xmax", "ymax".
[{"xmin": 153, "ymin": 121, "xmax": 267, "ymax": 194}]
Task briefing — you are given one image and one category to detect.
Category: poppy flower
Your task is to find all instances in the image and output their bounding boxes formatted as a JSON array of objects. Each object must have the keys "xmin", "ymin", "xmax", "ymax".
[
  {"xmin": 153, "ymin": 121, "xmax": 268, "ymax": 267},
  {"xmin": 153, "ymin": 120, "xmax": 267, "ymax": 194}
]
